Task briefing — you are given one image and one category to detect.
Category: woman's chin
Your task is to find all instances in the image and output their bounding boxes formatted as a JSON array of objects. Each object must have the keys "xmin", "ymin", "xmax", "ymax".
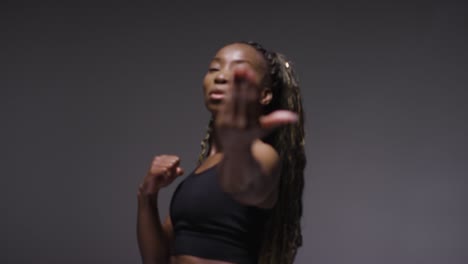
[{"xmin": 205, "ymin": 102, "xmax": 223, "ymax": 115}]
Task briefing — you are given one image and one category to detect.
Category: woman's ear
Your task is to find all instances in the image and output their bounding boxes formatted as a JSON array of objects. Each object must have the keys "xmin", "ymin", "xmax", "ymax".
[{"xmin": 260, "ymin": 87, "xmax": 273, "ymax": 105}]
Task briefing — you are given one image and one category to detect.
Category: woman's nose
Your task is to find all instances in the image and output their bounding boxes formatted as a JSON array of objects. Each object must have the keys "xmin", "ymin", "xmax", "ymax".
[{"xmin": 214, "ymin": 71, "xmax": 230, "ymax": 84}]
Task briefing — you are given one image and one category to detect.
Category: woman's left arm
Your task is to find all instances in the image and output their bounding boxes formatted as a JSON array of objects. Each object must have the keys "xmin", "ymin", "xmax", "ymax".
[
  {"xmin": 218, "ymin": 139, "xmax": 281, "ymax": 207},
  {"xmin": 215, "ymin": 68, "xmax": 296, "ymax": 207}
]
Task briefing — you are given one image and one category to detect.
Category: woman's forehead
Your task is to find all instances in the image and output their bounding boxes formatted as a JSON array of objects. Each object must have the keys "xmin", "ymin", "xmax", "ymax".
[
  {"xmin": 213, "ymin": 43, "xmax": 267, "ymax": 69},
  {"xmin": 215, "ymin": 44, "xmax": 264, "ymax": 62}
]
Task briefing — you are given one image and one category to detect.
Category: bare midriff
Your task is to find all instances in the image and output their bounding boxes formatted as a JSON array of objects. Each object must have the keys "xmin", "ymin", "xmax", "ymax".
[{"xmin": 170, "ymin": 255, "xmax": 235, "ymax": 264}]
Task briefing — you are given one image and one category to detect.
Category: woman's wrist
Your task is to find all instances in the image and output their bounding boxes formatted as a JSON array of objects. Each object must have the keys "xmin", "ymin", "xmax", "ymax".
[{"xmin": 137, "ymin": 186, "xmax": 159, "ymax": 207}]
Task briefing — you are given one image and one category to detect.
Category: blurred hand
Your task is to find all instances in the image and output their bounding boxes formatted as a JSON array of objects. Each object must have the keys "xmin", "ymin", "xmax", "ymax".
[{"xmin": 214, "ymin": 68, "xmax": 298, "ymax": 152}]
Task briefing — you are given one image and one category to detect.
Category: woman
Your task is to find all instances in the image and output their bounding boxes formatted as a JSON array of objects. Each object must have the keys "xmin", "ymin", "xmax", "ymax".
[{"xmin": 137, "ymin": 41, "xmax": 306, "ymax": 264}]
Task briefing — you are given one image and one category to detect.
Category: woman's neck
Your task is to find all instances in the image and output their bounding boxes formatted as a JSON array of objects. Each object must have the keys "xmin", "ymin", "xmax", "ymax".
[{"xmin": 209, "ymin": 137, "xmax": 220, "ymax": 156}]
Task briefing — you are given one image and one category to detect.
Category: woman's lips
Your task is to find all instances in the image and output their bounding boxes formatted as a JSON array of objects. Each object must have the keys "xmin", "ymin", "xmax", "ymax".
[{"xmin": 209, "ymin": 90, "xmax": 225, "ymax": 100}]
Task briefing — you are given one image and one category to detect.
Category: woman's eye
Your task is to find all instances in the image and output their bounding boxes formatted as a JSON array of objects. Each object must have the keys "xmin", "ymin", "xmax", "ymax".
[{"xmin": 208, "ymin": 67, "xmax": 219, "ymax": 72}]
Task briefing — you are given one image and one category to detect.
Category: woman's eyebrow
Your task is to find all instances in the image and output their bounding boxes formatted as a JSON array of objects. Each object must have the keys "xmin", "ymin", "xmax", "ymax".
[
  {"xmin": 210, "ymin": 58, "xmax": 256, "ymax": 69},
  {"xmin": 211, "ymin": 58, "xmax": 252, "ymax": 64},
  {"xmin": 232, "ymin": 59, "xmax": 252, "ymax": 64}
]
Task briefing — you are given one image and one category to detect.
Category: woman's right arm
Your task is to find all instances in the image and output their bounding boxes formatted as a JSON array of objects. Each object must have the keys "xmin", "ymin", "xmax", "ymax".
[{"xmin": 136, "ymin": 155, "xmax": 183, "ymax": 264}]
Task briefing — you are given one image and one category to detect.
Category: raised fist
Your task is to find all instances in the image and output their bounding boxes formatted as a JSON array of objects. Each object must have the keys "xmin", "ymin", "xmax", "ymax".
[{"xmin": 139, "ymin": 155, "xmax": 184, "ymax": 197}]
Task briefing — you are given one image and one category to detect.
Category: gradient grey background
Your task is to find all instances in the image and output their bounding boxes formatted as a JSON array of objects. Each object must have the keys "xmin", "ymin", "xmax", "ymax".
[{"xmin": 2, "ymin": 1, "xmax": 467, "ymax": 264}]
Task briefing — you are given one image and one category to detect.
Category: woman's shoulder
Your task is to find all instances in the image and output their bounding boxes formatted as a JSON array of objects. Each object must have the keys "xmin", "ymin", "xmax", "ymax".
[
  {"xmin": 251, "ymin": 139, "xmax": 280, "ymax": 177},
  {"xmin": 252, "ymin": 139, "xmax": 279, "ymax": 161}
]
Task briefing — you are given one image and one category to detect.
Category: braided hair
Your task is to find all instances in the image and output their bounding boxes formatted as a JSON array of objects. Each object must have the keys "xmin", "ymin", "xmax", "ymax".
[{"xmin": 197, "ymin": 41, "xmax": 306, "ymax": 264}]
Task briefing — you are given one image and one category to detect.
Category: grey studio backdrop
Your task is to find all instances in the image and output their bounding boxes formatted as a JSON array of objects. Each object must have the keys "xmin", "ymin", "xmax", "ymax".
[{"xmin": 2, "ymin": 1, "xmax": 467, "ymax": 264}]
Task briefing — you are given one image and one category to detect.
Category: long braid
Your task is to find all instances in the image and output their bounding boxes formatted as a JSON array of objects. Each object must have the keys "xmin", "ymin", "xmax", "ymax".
[
  {"xmin": 197, "ymin": 117, "xmax": 214, "ymax": 165},
  {"xmin": 244, "ymin": 41, "xmax": 306, "ymax": 264}
]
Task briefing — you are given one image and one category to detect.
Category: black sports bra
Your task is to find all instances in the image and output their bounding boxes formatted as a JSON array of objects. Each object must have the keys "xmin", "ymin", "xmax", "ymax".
[{"xmin": 170, "ymin": 164, "xmax": 271, "ymax": 264}]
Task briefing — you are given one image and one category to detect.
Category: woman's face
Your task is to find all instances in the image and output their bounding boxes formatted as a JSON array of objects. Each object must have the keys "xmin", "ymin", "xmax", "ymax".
[{"xmin": 203, "ymin": 43, "xmax": 269, "ymax": 115}]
